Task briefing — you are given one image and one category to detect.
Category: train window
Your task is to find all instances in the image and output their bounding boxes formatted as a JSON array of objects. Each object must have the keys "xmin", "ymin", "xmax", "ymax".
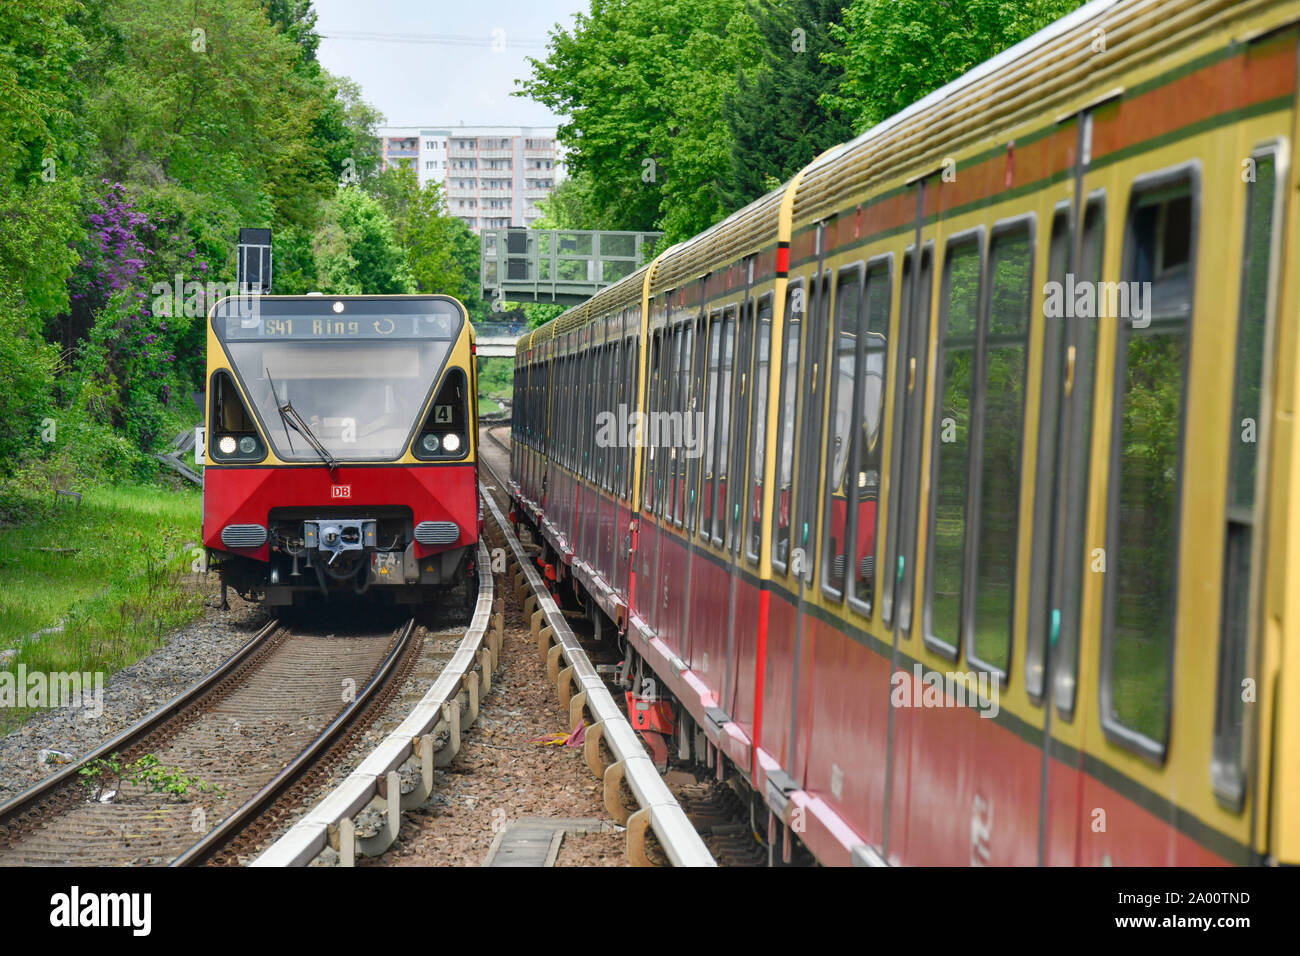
[
  {"xmin": 1215, "ymin": 149, "xmax": 1280, "ymax": 808},
  {"xmin": 772, "ymin": 279, "xmax": 804, "ymax": 573},
  {"xmin": 664, "ymin": 326, "xmax": 679, "ymax": 520},
  {"xmin": 745, "ymin": 294, "xmax": 774, "ymax": 564},
  {"xmin": 605, "ymin": 341, "xmax": 617, "ymax": 491},
  {"xmin": 582, "ymin": 349, "xmax": 594, "ymax": 480},
  {"xmin": 603, "ymin": 342, "xmax": 614, "ymax": 489},
  {"xmin": 591, "ymin": 345, "xmax": 602, "ymax": 483},
  {"xmin": 882, "ymin": 244, "xmax": 932, "ymax": 632},
  {"xmin": 666, "ymin": 324, "xmax": 685, "ymax": 521},
  {"xmin": 712, "ymin": 308, "xmax": 736, "ymax": 545},
  {"xmin": 623, "ymin": 335, "xmax": 638, "ymax": 499},
  {"xmin": 654, "ymin": 326, "xmax": 670, "ymax": 518},
  {"xmin": 795, "ymin": 272, "xmax": 832, "ymax": 585},
  {"xmin": 554, "ymin": 353, "xmax": 563, "ymax": 466},
  {"xmin": 1055, "ymin": 230, "xmax": 1100, "ymax": 721},
  {"xmin": 1102, "ymin": 165, "xmax": 1198, "ymax": 759},
  {"xmin": 604, "ymin": 340, "xmax": 614, "ymax": 489},
  {"xmin": 727, "ymin": 298, "xmax": 754, "ymax": 553},
  {"xmin": 683, "ymin": 314, "xmax": 704, "ymax": 530},
  {"xmin": 616, "ymin": 334, "xmax": 625, "ymax": 496},
  {"xmin": 589, "ymin": 346, "xmax": 600, "ymax": 482},
  {"xmin": 561, "ymin": 353, "xmax": 570, "ymax": 469},
  {"xmin": 1026, "ymin": 210, "xmax": 1070, "ymax": 702},
  {"xmin": 608, "ymin": 341, "xmax": 621, "ymax": 492},
  {"xmin": 822, "ymin": 264, "xmax": 863, "ymax": 600},
  {"xmin": 969, "ymin": 220, "xmax": 1032, "ymax": 678},
  {"xmin": 849, "ymin": 259, "xmax": 892, "ymax": 615},
  {"xmin": 924, "ymin": 233, "xmax": 982, "ymax": 659},
  {"xmin": 554, "ymin": 354, "xmax": 562, "ymax": 468},
  {"xmin": 643, "ymin": 331, "xmax": 662, "ymax": 511},
  {"xmin": 700, "ymin": 312, "xmax": 723, "ymax": 539},
  {"xmin": 568, "ymin": 353, "xmax": 578, "ymax": 470}
]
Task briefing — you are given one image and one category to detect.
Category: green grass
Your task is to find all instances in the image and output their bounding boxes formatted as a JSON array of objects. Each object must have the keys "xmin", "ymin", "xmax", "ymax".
[
  {"xmin": 479, "ymin": 397, "xmax": 502, "ymax": 416},
  {"xmin": 0, "ymin": 482, "xmax": 208, "ymax": 731}
]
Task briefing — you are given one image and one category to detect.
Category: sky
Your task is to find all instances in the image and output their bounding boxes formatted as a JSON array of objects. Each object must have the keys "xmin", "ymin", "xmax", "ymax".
[{"xmin": 313, "ymin": 0, "xmax": 586, "ymax": 129}]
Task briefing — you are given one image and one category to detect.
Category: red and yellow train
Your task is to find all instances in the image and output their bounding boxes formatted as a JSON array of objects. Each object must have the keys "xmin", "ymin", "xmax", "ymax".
[
  {"xmin": 203, "ymin": 294, "xmax": 480, "ymax": 612},
  {"xmin": 510, "ymin": 0, "xmax": 1300, "ymax": 865}
]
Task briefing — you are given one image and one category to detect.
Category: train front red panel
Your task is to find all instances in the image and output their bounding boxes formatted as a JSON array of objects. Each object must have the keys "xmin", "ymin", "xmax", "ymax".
[{"xmin": 203, "ymin": 463, "xmax": 478, "ymax": 561}]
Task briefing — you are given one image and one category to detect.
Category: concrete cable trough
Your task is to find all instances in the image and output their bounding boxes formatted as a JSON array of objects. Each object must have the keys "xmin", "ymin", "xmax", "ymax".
[
  {"xmin": 252, "ymin": 540, "xmax": 499, "ymax": 866},
  {"xmin": 478, "ymin": 479, "xmax": 715, "ymax": 867}
]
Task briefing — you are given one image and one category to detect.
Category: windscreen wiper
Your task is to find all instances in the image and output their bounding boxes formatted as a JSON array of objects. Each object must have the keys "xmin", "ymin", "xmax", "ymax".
[
  {"xmin": 266, "ymin": 368, "xmax": 338, "ymax": 479},
  {"xmin": 280, "ymin": 402, "xmax": 339, "ymax": 480},
  {"xmin": 266, "ymin": 369, "xmax": 295, "ymax": 455}
]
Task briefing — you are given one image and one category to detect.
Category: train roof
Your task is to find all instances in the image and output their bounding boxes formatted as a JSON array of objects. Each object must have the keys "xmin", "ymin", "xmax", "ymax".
[{"xmin": 521, "ymin": 0, "xmax": 1273, "ymax": 348}]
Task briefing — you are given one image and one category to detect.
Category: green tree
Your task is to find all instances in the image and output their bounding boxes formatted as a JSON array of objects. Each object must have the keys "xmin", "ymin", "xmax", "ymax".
[
  {"xmin": 368, "ymin": 165, "xmax": 487, "ymax": 318},
  {"xmin": 723, "ymin": 0, "xmax": 856, "ymax": 211},
  {"xmin": 519, "ymin": 0, "xmax": 762, "ymax": 244},
  {"xmin": 823, "ymin": 0, "xmax": 1087, "ymax": 131},
  {"xmin": 86, "ymin": 0, "xmax": 334, "ymax": 237},
  {"xmin": 529, "ymin": 172, "xmax": 609, "ymax": 231},
  {"xmin": 267, "ymin": 224, "xmax": 319, "ymax": 294},
  {"xmin": 315, "ymin": 186, "xmax": 414, "ymax": 294},
  {"xmin": 259, "ymin": 0, "xmax": 320, "ymax": 64},
  {"xmin": 0, "ymin": 0, "xmax": 87, "ymax": 471}
]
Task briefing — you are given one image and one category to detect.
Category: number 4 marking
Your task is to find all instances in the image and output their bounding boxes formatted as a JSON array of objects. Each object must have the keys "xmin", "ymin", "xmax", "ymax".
[{"xmin": 434, "ymin": 405, "xmax": 453, "ymax": 423}]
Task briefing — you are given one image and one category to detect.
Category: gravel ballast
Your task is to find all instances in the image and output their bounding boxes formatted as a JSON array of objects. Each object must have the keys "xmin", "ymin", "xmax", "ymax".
[{"xmin": 0, "ymin": 590, "xmax": 268, "ymax": 798}]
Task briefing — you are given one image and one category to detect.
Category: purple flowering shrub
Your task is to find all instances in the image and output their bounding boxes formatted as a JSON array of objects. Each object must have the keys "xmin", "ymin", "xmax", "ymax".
[{"xmin": 64, "ymin": 182, "xmax": 211, "ymax": 468}]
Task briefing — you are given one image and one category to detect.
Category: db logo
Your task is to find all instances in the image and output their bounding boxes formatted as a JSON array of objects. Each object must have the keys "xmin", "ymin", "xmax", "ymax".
[{"xmin": 331, "ymin": 485, "xmax": 351, "ymax": 499}]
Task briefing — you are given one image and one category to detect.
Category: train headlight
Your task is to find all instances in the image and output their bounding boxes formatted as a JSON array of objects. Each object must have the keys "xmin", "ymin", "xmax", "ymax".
[
  {"xmin": 421, "ymin": 434, "xmax": 440, "ymax": 453},
  {"xmin": 218, "ymin": 435, "xmax": 237, "ymax": 455},
  {"xmin": 238, "ymin": 436, "xmax": 257, "ymax": 455},
  {"xmin": 442, "ymin": 433, "xmax": 461, "ymax": 454}
]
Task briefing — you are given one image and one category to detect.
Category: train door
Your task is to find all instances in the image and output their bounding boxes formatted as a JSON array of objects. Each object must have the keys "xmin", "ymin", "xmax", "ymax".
[
  {"xmin": 637, "ymin": 321, "xmax": 664, "ymax": 632},
  {"xmin": 879, "ymin": 175, "xmax": 935, "ymax": 861},
  {"xmin": 616, "ymin": 322, "xmax": 639, "ymax": 601},
  {"xmin": 722, "ymin": 287, "xmax": 756, "ymax": 715},
  {"xmin": 1028, "ymin": 195, "xmax": 1103, "ymax": 865}
]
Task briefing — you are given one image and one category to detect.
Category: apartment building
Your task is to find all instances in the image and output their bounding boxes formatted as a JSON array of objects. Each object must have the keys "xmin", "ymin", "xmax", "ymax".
[{"xmin": 377, "ymin": 126, "xmax": 562, "ymax": 233}]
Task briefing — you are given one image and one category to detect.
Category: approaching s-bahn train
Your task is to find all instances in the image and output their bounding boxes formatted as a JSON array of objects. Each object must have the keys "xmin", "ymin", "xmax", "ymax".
[
  {"xmin": 512, "ymin": 0, "xmax": 1300, "ymax": 866},
  {"xmin": 203, "ymin": 294, "xmax": 479, "ymax": 610}
]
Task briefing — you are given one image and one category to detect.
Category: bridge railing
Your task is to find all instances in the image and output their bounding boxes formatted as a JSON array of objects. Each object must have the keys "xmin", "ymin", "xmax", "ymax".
[{"xmin": 481, "ymin": 228, "xmax": 662, "ymax": 306}]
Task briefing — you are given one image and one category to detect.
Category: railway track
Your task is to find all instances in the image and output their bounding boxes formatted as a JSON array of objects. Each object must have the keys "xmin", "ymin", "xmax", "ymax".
[{"xmin": 0, "ymin": 613, "xmax": 422, "ymax": 866}]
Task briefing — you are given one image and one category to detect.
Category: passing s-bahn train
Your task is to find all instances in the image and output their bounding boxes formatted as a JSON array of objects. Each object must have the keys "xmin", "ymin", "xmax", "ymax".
[
  {"xmin": 511, "ymin": 0, "xmax": 1300, "ymax": 865},
  {"xmin": 203, "ymin": 294, "xmax": 480, "ymax": 610}
]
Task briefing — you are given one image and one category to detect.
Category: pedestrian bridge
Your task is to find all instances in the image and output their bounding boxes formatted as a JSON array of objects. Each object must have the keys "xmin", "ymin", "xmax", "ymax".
[
  {"xmin": 475, "ymin": 321, "xmax": 528, "ymax": 358},
  {"xmin": 480, "ymin": 228, "xmax": 662, "ymax": 306}
]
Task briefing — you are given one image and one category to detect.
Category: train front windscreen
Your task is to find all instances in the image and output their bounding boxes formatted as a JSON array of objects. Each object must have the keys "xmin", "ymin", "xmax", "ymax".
[{"xmin": 213, "ymin": 297, "xmax": 465, "ymax": 462}]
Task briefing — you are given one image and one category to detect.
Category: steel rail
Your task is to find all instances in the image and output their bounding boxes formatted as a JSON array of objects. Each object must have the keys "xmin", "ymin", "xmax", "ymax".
[
  {"xmin": 170, "ymin": 617, "xmax": 417, "ymax": 866},
  {"xmin": 252, "ymin": 541, "xmax": 497, "ymax": 866},
  {"xmin": 0, "ymin": 618, "xmax": 281, "ymax": 832}
]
